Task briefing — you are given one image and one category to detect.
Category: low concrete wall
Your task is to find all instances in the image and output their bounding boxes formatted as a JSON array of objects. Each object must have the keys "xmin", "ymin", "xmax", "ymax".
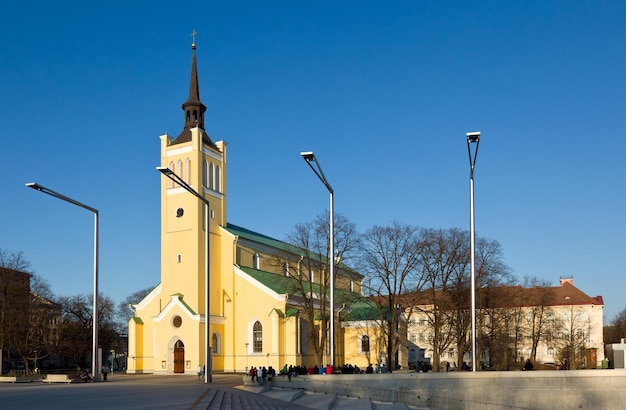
[{"xmin": 273, "ymin": 369, "xmax": 626, "ymax": 409}]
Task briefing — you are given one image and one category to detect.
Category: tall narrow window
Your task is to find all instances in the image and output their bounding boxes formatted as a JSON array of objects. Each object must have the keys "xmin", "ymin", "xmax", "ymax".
[
  {"xmin": 203, "ymin": 160, "xmax": 208, "ymax": 188},
  {"xmin": 185, "ymin": 159, "xmax": 191, "ymax": 184},
  {"xmin": 209, "ymin": 163, "xmax": 214, "ymax": 190},
  {"xmin": 361, "ymin": 335, "xmax": 370, "ymax": 353},
  {"xmin": 177, "ymin": 160, "xmax": 183, "ymax": 183},
  {"xmin": 168, "ymin": 162, "xmax": 175, "ymax": 188},
  {"xmin": 216, "ymin": 166, "xmax": 222, "ymax": 193},
  {"xmin": 253, "ymin": 321, "xmax": 263, "ymax": 353}
]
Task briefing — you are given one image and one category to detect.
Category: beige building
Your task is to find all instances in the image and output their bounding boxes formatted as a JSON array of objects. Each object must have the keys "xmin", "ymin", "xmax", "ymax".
[
  {"xmin": 127, "ymin": 42, "xmax": 372, "ymax": 375},
  {"xmin": 405, "ymin": 277, "xmax": 604, "ymax": 370}
]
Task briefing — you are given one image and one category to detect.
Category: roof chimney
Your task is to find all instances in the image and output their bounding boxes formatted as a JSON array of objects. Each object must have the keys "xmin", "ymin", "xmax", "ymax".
[{"xmin": 559, "ymin": 276, "xmax": 573, "ymax": 286}]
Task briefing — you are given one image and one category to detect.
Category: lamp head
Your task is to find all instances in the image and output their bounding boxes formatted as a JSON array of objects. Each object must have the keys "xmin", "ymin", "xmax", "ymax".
[
  {"xmin": 156, "ymin": 166, "xmax": 174, "ymax": 176},
  {"xmin": 300, "ymin": 151, "xmax": 315, "ymax": 161},
  {"xmin": 25, "ymin": 182, "xmax": 43, "ymax": 191},
  {"xmin": 466, "ymin": 132, "xmax": 481, "ymax": 143}
]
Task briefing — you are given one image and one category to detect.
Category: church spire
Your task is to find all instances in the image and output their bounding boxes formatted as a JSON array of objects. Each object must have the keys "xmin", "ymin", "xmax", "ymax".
[
  {"xmin": 174, "ymin": 31, "xmax": 215, "ymax": 147},
  {"xmin": 182, "ymin": 30, "xmax": 206, "ymax": 130}
]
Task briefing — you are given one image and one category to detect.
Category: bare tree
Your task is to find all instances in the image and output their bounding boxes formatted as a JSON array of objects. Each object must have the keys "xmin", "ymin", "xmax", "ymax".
[
  {"xmin": 605, "ymin": 308, "xmax": 626, "ymax": 344},
  {"xmin": 58, "ymin": 293, "xmax": 117, "ymax": 369},
  {"xmin": 417, "ymin": 228, "xmax": 468, "ymax": 371},
  {"xmin": 521, "ymin": 277, "xmax": 556, "ymax": 362},
  {"xmin": 282, "ymin": 212, "xmax": 360, "ymax": 366},
  {"xmin": 473, "ymin": 237, "xmax": 512, "ymax": 368},
  {"xmin": 359, "ymin": 222, "xmax": 425, "ymax": 371},
  {"xmin": 0, "ymin": 249, "xmax": 32, "ymax": 373},
  {"xmin": 116, "ymin": 286, "xmax": 155, "ymax": 332},
  {"xmin": 555, "ymin": 300, "xmax": 592, "ymax": 369}
]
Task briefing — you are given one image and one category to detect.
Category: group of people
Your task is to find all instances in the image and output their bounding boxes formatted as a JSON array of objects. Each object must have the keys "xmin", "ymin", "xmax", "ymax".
[
  {"xmin": 248, "ymin": 366, "xmax": 276, "ymax": 385},
  {"xmin": 248, "ymin": 362, "xmax": 394, "ymax": 381}
]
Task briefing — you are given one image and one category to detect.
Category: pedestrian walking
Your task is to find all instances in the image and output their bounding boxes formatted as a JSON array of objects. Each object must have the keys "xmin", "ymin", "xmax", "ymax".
[{"xmin": 102, "ymin": 364, "xmax": 110, "ymax": 381}]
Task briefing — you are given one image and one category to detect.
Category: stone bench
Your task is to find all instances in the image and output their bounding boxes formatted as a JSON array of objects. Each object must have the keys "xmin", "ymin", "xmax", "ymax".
[
  {"xmin": 0, "ymin": 376, "xmax": 17, "ymax": 383},
  {"xmin": 42, "ymin": 374, "xmax": 73, "ymax": 384}
]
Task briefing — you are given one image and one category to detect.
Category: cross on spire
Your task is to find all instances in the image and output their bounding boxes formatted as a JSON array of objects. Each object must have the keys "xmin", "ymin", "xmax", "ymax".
[{"xmin": 191, "ymin": 30, "xmax": 197, "ymax": 47}]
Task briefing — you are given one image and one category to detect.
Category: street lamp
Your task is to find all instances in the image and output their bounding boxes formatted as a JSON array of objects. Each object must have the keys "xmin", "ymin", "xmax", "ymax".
[
  {"xmin": 25, "ymin": 182, "xmax": 99, "ymax": 381},
  {"xmin": 300, "ymin": 151, "xmax": 335, "ymax": 368},
  {"xmin": 466, "ymin": 131, "xmax": 480, "ymax": 372},
  {"xmin": 156, "ymin": 167, "xmax": 212, "ymax": 383}
]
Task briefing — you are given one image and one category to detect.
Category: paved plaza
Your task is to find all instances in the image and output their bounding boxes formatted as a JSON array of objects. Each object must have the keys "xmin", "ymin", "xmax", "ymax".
[{"xmin": 0, "ymin": 373, "xmax": 312, "ymax": 410}]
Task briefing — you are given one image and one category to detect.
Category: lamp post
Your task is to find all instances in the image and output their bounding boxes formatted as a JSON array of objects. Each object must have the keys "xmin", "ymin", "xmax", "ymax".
[
  {"xmin": 156, "ymin": 167, "xmax": 212, "ymax": 383},
  {"xmin": 466, "ymin": 131, "xmax": 480, "ymax": 372},
  {"xmin": 245, "ymin": 342, "xmax": 249, "ymax": 372},
  {"xmin": 25, "ymin": 182, "xmax": 99, "ymax": 381},
  {"xmin": 300, "ymin": 151, "xmax": 335, "ymax": 368}
]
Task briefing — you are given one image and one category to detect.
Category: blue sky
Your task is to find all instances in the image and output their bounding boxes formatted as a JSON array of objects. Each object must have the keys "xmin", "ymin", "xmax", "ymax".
[{"xmin": 1, "ymin": 1, "xmax": 625, "ymax": 320}]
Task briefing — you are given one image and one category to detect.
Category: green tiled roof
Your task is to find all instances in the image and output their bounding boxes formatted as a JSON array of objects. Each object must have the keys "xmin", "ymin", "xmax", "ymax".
[
  {"xmin": 341, "ymin": 303, "xmax": 381, "ymax": 321},
  {"xmin": 225, "ymin": 223, "xmax": 361, "ymax": 277},
  {"xmin": 239, "ymin": 266, "xmax": 315, "ymax": 295},
  {"xmin": 131, "ymin": 317, "xmax": 144, "ymax": 324},
  {"xmin": 226, "ymin": 224, "xmax": 304, "ymax": 255},
  {"xmin": 239, "ymin": 265, "xmax": 368, "ymax": 307}
]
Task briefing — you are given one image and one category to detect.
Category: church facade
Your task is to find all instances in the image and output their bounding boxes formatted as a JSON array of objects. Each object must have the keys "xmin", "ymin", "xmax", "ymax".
[{"xmin": 126, "ymin": 42, "xmax": 382, "ymax": 376}]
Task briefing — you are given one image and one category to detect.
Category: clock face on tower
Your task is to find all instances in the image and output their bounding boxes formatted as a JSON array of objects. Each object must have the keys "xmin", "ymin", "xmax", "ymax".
[{"xmin": 176, "ymin": 207, "xmax": 184, "ymax": 218}]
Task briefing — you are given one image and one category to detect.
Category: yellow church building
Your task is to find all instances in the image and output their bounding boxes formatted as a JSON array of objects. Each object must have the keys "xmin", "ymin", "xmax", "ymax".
[{"xmin": 127, "ymin": 41, "xmax": 387, "ymax": 376}]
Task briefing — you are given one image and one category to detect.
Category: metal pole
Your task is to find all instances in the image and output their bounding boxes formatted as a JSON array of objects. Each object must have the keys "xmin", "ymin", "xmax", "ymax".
[
  {"xmin": 299, "ymin": 152, "xmax": 335, "ymax": 368},
  {"xmin": 329, "ymin": 190, "xmax": 335, "ymax": 368},
  {"xmin": 466, "ymin": 131, "xmax": 480, "ymax": 373},
  {"xmin": 93, "ymin": 212, "xmax": 99, "ymax": 380},
  {"xmin": 25, "ymin": 182, "xmax": 99, "ymax": 381},
  {"xmin": 205, "ymin": 201, "xmax": 212, "ymax": 383},
  {"xmin": 156, "ymin": 168, "xmax": 211, "ymax": 383},
  {"xmin": 469, "ymin": 174, "xmax": 476, "ymax": 372}
]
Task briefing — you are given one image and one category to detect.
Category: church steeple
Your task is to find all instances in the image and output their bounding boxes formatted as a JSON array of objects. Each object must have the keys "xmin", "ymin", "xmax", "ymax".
[{"xmin": 174, "ymin": 32, "xmax": 215, "ymax": 147}]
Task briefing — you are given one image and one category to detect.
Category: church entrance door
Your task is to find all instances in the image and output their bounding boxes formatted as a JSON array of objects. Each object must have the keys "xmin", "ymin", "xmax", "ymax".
[{"xmin": 174, "ymin": 340, "xmax": 185, "ymax": 373}]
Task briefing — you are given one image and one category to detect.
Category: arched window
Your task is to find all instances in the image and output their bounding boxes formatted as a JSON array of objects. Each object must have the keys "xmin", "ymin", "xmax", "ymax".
[
  {"xmin": 185, "ymin": 159, "xmax": 191, "ymax": 184},
  {"xmin": 192, "ymin": 110, "xmax": 198, "ymax": 123},
  {"xmin": 202, "ymin": 160, "xmax": 208, "ymax": 188},
  {"xmin": 209, "ymin": 163, "xmax": 214, "ymax": 190},
  {"xmin": 212, "ymin": 332, "xmax": 220, "ymax": 354},
  {"xmin": 167, "ymin": 162, "xmax": 175, "ymax": 188},
  {"xmin": 215, "ymin": 166, "xmax": 222, "ymax": 192},
  {"xmin": 177, "ymin": 160, "xmax": 183, "ymax": 183},
  {"xmin": 361, "ymin": 335, "xmax": 370, "ymax": 353},
  {"xmin": 253, "ymin": 321, "xmax": 263, "ymax": 353}
]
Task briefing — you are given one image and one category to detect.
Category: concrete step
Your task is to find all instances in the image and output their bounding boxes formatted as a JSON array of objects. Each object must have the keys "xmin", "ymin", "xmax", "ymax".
[
  {"xmin": 207, "ymin": 386, "xmax": 306, "ymax": 409},
  {"xmin": 242, "ymin": 386, "xmax": 415, "ymax": 410},
  {"xmin": 332, "ymin": 396, "xmax": 373, "ymax": 409}
]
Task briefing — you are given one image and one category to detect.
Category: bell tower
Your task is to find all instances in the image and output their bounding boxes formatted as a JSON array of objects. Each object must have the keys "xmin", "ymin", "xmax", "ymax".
[{"xmin": 158, "ymin": 34, "xmax": 226, "ymax": 325}]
